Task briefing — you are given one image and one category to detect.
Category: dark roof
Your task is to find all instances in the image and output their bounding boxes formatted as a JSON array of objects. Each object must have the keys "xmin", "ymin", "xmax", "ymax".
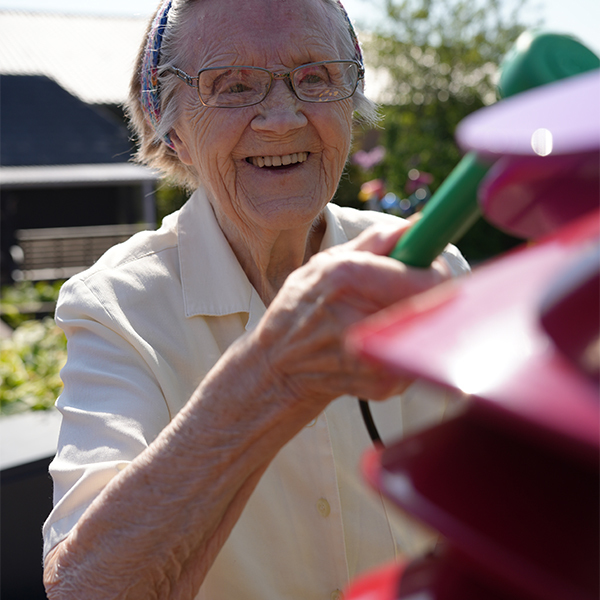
[{"xmin": 0, "ymin": 74, "xmax": 132, "ymax": 166}]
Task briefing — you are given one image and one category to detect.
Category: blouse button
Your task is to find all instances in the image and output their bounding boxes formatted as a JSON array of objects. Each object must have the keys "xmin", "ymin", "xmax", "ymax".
[
  {"xmin": 316, "ymin": 498, "xmax": 331, "ymax": 517},
  {"xmin": 305, "ymin": 417, "xmax": 318, "ymax": 427}
]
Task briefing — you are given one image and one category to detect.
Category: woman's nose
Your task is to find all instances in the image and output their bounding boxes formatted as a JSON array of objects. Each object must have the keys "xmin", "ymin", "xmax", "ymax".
[{"xmin": 251, "ymin": 80, "xmax": 308, "ymax": 134}]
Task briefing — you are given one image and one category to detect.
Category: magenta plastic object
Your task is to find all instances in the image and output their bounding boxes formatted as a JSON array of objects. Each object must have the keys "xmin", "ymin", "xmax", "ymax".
[
  {"xmin": 456, "ymin": 70, "xmax": 600, "ymax": 160},
  {"xmin": 344, "ymin": 561, "xmax": 404, "ymax": 600},
  {"xmin": 345, "ymin": 546, "xmax": 542, "ymax": 600},
  {"xmin": 478, "ymin": 151, "xmax": 599, "ymax": 238},
  {"xmin": 539, "ymin": 243, "xmax": 600, "ymax": 380},
  {"xmin": 360, "ymin": 411, "xmax": 598, "ymax": 600},
  {"xmin": 456, "ymin": 70, "xmax": 600, "ymax": 239},
  {"xmin": 348, "ymin": 211, "xmax": 600, "ymax": 459},
  {"xmin": 347, "ymin": 212, "xmax": 600, "ymax": 600}
]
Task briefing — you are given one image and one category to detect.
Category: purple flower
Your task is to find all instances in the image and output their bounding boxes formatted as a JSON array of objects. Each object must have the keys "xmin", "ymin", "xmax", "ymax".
[{"xmin": 352, "ymin": 145, "xmax": 386, "ymax": 171}]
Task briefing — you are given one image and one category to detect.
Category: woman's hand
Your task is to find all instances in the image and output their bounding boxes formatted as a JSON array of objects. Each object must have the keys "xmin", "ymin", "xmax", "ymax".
[
  {"xmin": 43, "ymin": 223, "xmax": 453, "ymax": 600},
  {"xmin": 251, "ymin": 223, "xmax": 452, "ymax": 410}
]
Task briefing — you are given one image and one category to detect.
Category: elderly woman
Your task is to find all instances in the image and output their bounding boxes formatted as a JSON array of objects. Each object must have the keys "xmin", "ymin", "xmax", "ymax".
[{"xmin": 43, "ymin": 0, "xmax": 468, "ymax": 598}]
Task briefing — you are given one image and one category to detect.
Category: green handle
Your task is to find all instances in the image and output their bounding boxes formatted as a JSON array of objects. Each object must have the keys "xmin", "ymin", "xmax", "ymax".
[
  {"xmin": 389, "ymin": 152, "xmax": 489, "ymax": 266},
  {"xmin": 389, "ymin": 32, "xmax": 600, "ymax": 267}
]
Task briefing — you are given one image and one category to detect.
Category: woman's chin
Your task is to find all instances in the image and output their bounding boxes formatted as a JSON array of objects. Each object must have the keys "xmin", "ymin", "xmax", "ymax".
[
  {"xmin": 233, "ymin": 161, "xmax": 331, "ymax": 229},
  {"xmin": 245, "ymin": 194, "xmax": 326, "ymax": 231}
]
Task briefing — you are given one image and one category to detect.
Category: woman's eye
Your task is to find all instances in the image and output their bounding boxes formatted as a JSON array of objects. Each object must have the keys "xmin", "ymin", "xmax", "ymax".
[
  {"xmin": 226, "ymin": 82, "xmax": 250, "ymax": 93},
  {"xmin": 211, "ymin": 70, "xmax": 254, "ymax": 95},
  {"xmin": 297, "ymin": 71, "xmax": 328, "ymax": 87},
  {"xmin": 301, "ymin": 74, "xmax": 324, "ymax": 84}
]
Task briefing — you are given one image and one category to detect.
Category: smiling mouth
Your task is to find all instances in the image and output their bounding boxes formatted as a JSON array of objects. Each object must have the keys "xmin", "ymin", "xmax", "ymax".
[{"xmin": 247, "ymin": 152, "xmax": 309, "ymax": 168}]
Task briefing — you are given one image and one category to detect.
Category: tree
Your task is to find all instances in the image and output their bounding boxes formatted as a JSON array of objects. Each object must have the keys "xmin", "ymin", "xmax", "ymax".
[{"xmin": 336, "ymin": 0, "xmax": 538, "ymax": 263}]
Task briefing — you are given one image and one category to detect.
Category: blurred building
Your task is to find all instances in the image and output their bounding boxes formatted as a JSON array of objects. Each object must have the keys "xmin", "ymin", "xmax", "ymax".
[
  {"xmin": 0, "ymin": 13, "xmax": 159, "ymax": 598},
  {"xmin": 0, "ymin": 11, "xmax": 159, "ymax": 283}
]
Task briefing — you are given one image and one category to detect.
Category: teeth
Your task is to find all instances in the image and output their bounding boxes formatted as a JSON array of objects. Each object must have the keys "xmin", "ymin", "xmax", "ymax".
[{"xmin": 249, "ymin": 152, "xmax": 308, "ymax": 168}]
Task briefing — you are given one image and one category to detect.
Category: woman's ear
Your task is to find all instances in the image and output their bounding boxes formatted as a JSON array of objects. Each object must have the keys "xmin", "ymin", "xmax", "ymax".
[{"xmin": 169, "ymin": 129, "xmax": 193, "ymax": 165}]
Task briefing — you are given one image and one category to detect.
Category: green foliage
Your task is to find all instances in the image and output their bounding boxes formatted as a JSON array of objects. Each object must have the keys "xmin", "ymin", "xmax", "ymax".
[
  {"xmin": 155, "ymin": 180, "xmax": 189, "ymax": 224},
  {"xmin": 457, "ymin": 218, "xmax": 523, "ymax": 265},
  {"xmin": 0, "ymin": 317, "xmax": 67, "ymax": 415},
  {"xmin": 376, "ymin": 96, "xmax": 474, "ymax": 199},
  {"xmin": 1, "ymin": 281, "xmax": 67, "ymax": 415},
  {"xmin": 347, "ymin": 0, "xmax": 537, "ymax": 261},
  {"xmin": 364, "ymin": 0, "xmax": 531, "ymax": 187},
  {"xmin": 333, "ymin": 159, "xmax": 369, "ymax": 210},
  {"xmin": 1, "ymin": 280, "xmax": 63, "ymax": 306},
  {"xmin": 1, "ymin": 280, "xmax": 64, "ymax": 328}
]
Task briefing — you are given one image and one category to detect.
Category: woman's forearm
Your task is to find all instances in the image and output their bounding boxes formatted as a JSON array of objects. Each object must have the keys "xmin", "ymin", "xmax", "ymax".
[{"xmin": 44, "ymin": 332, "xmax": 317, "ymax": 600}]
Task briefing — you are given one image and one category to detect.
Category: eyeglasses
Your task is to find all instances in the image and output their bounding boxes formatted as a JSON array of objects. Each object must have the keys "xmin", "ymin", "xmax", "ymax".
[{"xmin": 163, "ymin": 60, "xmax": 364, "ymax": 108}]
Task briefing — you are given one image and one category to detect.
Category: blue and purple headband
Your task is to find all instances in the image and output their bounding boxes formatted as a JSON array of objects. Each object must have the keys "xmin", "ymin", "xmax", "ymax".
[{"xmin": 140, "ymin": 0, "xmax": 364, "ymax": 149}]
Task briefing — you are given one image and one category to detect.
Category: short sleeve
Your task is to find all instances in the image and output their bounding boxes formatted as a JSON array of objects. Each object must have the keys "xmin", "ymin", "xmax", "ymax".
[{"xmin": 42, "ymin": 277, "xmax": 171, "ymax": 557}]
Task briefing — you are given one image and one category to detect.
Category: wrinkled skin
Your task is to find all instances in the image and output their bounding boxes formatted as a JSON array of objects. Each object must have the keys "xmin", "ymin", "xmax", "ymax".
[
  {"xmin": 170, "ymin": 0, "xmax": 355, "ymax": 301},
  {"xmin": 44, "ymin": 0, "xmax": 455, "ymax": 598}
]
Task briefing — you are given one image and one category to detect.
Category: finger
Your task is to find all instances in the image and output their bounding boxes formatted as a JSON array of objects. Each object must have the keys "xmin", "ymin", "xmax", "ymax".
[
  {"xmin": 408, "ymin": 211, "xmax": 423, "ymax": 224},
  {"xmin": 319, "ymin": 251, "xmax": 449, "ymax": 312},
  {"xmin": 327, "ymin": 221, "xmax": 411, "ymax": 257}
]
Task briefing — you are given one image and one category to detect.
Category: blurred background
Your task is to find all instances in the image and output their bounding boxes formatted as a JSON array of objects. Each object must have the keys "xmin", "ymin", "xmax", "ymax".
[
  {"xmin": 0, "ymin": 0, "xmax": 597, "ymax": 52},
  {"xmin": 0, "ymin": 0, "xmax": 598, "ymax": 598}
]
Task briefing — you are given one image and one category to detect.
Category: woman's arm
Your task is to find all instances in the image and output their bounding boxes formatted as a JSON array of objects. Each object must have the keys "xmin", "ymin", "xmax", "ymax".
[
  {"xmin": 44, "ymin": 225, "xmax": 452, "ymax": 599},
  {"xmin": 44, "ymin": 329, "xmax": 303, "ymax": 599}
]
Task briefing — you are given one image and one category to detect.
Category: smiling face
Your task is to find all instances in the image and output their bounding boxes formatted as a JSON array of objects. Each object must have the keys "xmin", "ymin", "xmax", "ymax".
[{"xmin": 170, "ymin": 0, "xmax": 354, "ymax": 241}]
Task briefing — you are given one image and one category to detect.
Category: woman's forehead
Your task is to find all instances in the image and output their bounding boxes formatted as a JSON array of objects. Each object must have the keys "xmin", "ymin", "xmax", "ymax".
[{"xmin": 181, "ymin": 0, "xmax": 343, "ymax": 68}]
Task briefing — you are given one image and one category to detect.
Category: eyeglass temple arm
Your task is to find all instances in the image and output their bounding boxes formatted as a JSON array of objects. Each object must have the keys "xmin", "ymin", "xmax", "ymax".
[{"xmin": 162, "ymin": 66, "xmax": 198, "ymax": 87}]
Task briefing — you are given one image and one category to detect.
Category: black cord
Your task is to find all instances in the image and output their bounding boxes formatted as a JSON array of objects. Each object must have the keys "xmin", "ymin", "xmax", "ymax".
[{"xmin": 359, "ymin": 398, "xmax": 384, "ymax": 446}]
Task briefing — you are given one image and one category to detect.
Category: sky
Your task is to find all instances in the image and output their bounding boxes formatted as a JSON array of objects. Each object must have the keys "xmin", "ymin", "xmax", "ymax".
[{"xmin": 0, "ymin": 0, "xmax": 598, "ymax": 53}]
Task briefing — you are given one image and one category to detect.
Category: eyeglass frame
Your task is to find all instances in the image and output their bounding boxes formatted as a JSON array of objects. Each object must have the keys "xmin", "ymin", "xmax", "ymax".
[{"xmin": 161, "ymin": 60, "xmax": 365, "ymax": 108}]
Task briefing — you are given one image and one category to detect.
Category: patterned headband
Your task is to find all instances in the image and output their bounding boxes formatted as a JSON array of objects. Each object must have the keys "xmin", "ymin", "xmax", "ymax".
[
  {"xmin": 139, "ymin": 0, "xmax": 363, "ymax": 148},
  {"xmin": 140, "ymin": 0, "xmax": 175, "ymax": 148},
  {"xmin": 335, "ymin": 0, "xmax": 364, "ymax": 66}
]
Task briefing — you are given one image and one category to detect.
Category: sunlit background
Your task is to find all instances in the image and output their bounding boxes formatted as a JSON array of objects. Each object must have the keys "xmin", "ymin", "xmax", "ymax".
[
  {"xmin": 1, "ymin": 3, "xmax": 597, "ymax": 597},
  {"xmin": 0, "ymin": 0, "xmax": 597, "ymax": 54}
]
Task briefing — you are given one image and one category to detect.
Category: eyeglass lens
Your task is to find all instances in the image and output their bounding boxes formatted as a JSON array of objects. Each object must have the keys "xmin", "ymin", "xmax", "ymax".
[{"xmin": 197, "ymin": 61, "xmax": 359, "ymax": 107}]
